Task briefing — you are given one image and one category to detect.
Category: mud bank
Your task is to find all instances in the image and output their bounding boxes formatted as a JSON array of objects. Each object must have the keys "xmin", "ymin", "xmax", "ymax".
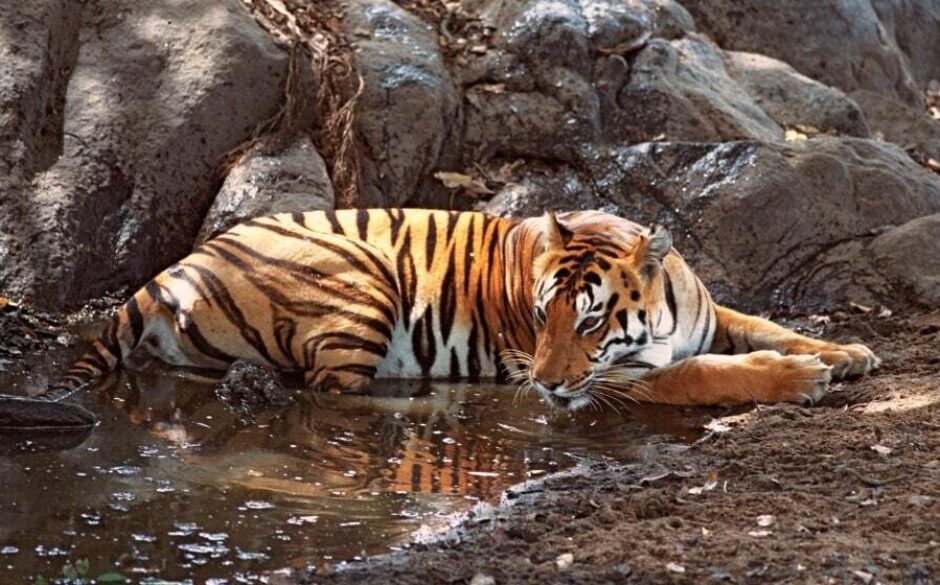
[{"xmin": 304, "ymin": 310, "xmax": 940, "ymax": 585}]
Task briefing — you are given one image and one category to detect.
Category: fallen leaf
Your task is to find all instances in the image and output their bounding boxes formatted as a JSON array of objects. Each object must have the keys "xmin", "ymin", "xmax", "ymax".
[
  {"xmin": 747, "ymin": 530, "xmax": 772, "ymax": 537},
  {"xmin": 784, "ymin": 128, "xmax": 808, "ymax": 142}
]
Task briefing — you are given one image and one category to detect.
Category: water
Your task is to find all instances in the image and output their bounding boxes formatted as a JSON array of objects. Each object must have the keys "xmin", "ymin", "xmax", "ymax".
[{"xmin": 0, "ymin": 337, "xmax": 709, "ymax": 583}]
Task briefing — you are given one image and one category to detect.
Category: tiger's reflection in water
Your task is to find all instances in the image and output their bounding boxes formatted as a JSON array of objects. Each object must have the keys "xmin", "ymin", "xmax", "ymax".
[{"xmin": 97, "ymin": 368, "xmax": 707, "ymax": 499}]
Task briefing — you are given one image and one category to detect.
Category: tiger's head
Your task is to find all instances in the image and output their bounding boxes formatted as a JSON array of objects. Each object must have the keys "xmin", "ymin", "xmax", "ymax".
[{"xmin": 510, "ymin": 212, "xmax": 674, "ymax": 411}]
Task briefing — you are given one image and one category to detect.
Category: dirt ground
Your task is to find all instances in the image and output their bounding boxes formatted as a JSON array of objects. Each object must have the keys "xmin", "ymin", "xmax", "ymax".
[{"xmin": 299, "ymin": 309, "xmax": 940, "ymax": 585}]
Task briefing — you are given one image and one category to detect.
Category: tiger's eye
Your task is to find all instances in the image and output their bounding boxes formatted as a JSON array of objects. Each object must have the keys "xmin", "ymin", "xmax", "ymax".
[
  {"xmin": 534, "ymin": 306, "xmax": 547, "ymax": 325},
  {"xmin": 577, "ymin": 316, "xmax": 601, "ymax": 335}
]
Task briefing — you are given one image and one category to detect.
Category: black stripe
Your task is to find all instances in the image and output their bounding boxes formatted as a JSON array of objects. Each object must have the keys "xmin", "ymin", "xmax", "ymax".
[
  {"xmin": 126, "ymin": 294, "xmax": 145, "ymax": 346},
  {"xmin": 440, "ymin": 245, "xmax": 457, "ymax": 345},
  {"xmin": 356, "ymin": 208, "xmax": 370, "ymax": 241},
  {"xmin": 397, "ymin": 228, "xmax": 417, "ymax": 329},
  {"xmin": 426, "ymin": 213, "xmax": 438, "ymax": 272},
  {"xmin": 411, "ymin": 305, "xmax": 437, "ymax": 376},
  {"xmin": 274, "ymin": 317, "xmax": 298, "ymax": 366},
  {"xmin": 449, "ymin": 348, "xmax": 461, "ymax": 380},
  {"xmin": 662, "ymin": 269, "xmax": 678, "ymax": 335},
  {"xmin": 324, "ymin": 210, "xmax": 344, "ymax": 234}
]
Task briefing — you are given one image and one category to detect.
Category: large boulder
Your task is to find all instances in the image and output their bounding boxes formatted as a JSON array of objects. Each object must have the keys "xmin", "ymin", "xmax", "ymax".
[
  {"xmin": 483, "ymin": 137, "xmax": 940, "ymax": 310},
  {"xmin": 851, "ymin": 89, "xmax": 940, "ymax": 161},
  {"xmin": 723, "ymin": 51, "xmax": 871, "ymax": 138},
  {"xmin": 343, "ymin": 0, "xmax": 461, "ymax": 207},
  {"xmin": 195, "ymin": 135, "xmax": 334, "ymax": 244},
  {"xmin": 681, "ymin": 0, "xmax": 929, "ymax": 107},
  {"xmin": 867, "ymin": 214, "xmax": 940, "ymax": 308},
  {"xmin": 0, "ymin": 0, "xmax": 293, "ymax": 311}
]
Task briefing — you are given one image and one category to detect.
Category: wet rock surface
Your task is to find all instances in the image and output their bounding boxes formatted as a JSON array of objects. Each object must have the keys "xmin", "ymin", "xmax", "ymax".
[{"xmin": 214, "ymin": 360, "xmax": 295, "ymax": 423}]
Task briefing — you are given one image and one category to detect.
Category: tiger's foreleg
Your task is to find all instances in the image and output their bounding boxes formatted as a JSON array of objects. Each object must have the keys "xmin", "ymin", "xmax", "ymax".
[
  {"xmin": 636, "ymin": 351, "xmax": 832, "ymax": 406},
  {"xmin": 708, "ymin": 305, "xmax": 880, "ymax": 379}
]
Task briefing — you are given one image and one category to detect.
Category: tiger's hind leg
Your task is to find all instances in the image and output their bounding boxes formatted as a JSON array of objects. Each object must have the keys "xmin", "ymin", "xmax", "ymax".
[
  {"xmin": 637, "ymin": 351, "xmax": 832, "ymax": 406},
  {"xmin": 709, "ymin": 305, "xmax": 880, "ymax": 380}
]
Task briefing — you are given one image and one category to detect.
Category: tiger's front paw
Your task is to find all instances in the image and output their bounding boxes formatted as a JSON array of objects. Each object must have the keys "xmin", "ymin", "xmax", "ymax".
[
  {"xmin": 748, "ymin": 351, "xmax": 832, "ymax": 405},
  {"xmin": 817, "ymin": 343, "xmax": 880, "ymax": 379}
]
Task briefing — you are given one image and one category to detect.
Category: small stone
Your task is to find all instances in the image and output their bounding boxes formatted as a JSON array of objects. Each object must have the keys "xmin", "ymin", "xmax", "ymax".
[
  {"xmin": 470, "ymin": 573, "xmax": 495, "ymax": 585},
  {"xmin": 870, "ymin": 444, "xmax": 893, "ymax": 456},
  {"xmin": 667, "ymin": 562, "xmax": 686, "ymax": 573},
  {"xmin": 556, "ymin": 552, "xmax": 574, "ymax": 570},
  {"xmin": 756, "ymin": 515, "xmax": 775, "ymax": 527},
  {"xmin": 907, "ymin": 495, "xmax": 935, "ymax": 507}
]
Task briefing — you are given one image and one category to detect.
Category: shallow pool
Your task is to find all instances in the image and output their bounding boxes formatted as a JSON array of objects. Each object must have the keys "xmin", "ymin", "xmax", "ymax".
[{"xmin": 0, "ymin": 340, "xmax": 709, "ymax": 583}]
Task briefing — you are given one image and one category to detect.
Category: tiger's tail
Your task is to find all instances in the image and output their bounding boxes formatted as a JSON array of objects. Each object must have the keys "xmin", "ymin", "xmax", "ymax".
[{"xmin": 40, "ymin": 289, "xmax": 149, "ymax": 402}]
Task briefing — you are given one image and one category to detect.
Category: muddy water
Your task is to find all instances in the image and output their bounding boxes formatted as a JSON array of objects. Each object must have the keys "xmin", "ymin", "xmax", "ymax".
[{"xmin": 0, "ymin": 343, "xmax": 708, "ymax": 583}]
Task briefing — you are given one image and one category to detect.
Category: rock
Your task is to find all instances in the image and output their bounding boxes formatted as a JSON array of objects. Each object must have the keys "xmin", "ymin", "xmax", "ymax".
[
  {"xmin": 344, "ymin": 0, "xmax": 460, "ymax": 207},
  {"xmin": 469, "ymin": 573, "xmax": 496, "ymax": 585},
  {"xmin": 723, "ymin": 51, "xmax": 871, "ymax": 138},
  {"xmin": 608, "ymin": 35, "xmax": 782, "ymax": 143},
  {"xmin": 195, "ymin": 135, "xmax": 334, "ymax": 244},
  {"xmin": 214, "ymin": 360, "xmax": 293, "ymax": 423},
  {"xmin": 682, "ymin": 0, "xmax": 926, "ymax": 106},
  {"xmin": 0, "ymin": 0, "xmax": 81, "ymax": 179},
  {"xmin": 484, "ymin": 138, "xmax": 940, "ymax": 310},
  {"xmin": 851, "ymin": 90, "xmax": 940, "ymax": 161},
  {"xmin": 868, "ymin": 214, "xmax": 940, "ymax": 308},
  {"xmin": 0, "ymin": 0, "xmax": 293, "ymax": 311}
]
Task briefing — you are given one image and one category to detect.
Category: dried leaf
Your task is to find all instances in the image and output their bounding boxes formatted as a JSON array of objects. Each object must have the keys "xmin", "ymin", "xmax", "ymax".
[
  {"xmin": 784, "ymin": 128, "xmax": 808, "ymax": 142},
  {"xmin": 434, "ymin": 171, "xmax": 493, "ymax": 196}
]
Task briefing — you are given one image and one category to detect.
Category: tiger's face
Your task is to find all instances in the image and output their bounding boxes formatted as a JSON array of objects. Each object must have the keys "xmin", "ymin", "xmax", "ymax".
[{"xmin": 520, "ymin": 213, "xmax": 673, "ymax": 411}]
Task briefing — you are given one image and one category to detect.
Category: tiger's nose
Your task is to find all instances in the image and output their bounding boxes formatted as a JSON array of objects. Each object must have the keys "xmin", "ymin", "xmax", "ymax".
[{"xmin": 534, "ymin": 378, "xmax": 565, "ymax": 393}]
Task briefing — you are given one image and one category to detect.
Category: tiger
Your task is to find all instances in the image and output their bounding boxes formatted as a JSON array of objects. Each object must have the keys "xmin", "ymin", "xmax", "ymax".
[{"xmin": 40, "ymin": 209, "xmax": 880, "ymax": 410}]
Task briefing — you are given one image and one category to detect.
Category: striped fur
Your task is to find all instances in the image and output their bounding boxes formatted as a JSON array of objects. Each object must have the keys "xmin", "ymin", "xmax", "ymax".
[{"xmin": 43, "ymin": 209, "xmax": 879, "ymax": 409}]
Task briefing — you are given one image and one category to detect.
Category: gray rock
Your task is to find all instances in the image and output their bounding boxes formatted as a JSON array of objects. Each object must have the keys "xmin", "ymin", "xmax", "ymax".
[
  {"xmin": 0, "ymin": 0, "xmax": 292, "ymax": 310},
  {"xmin": 724, "ymin": 51, "xmax": 871, "ymax": 138},
  {"xmin": 195, "ymin": 135, "xmax": 334, "ymax": 244},
  {"xmin": 607, "ymin": 35, "xmax": 782, "ymax": 143},
  {"xmin": 682, "ymin": 0, "xmax": 927, "ymax": 107},
  {"xmin": 851, "ymin": 89, "xmax": 940, "ymax": 161},
  {"xmin": 344, "ymin": 0, "xmax": 461, "ymax": 207},
  {"xmin": 868, "ymin": 214, "xmax": 940, "ymax": 308}
]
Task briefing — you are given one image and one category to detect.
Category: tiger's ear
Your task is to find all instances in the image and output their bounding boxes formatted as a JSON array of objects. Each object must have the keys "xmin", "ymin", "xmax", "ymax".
[
  {"xmin": 542, "ymin": 211, "xmax": 573, "ymax": 250},
  {"xmin": 632, "ymin": 224, "xmax": 672, "ymax": 273}
]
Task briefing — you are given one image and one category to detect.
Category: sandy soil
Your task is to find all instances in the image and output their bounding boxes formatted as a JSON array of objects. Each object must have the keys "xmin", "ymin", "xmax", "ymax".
[{"xmin": 300, "ymin": 310, "xmax": 940, "ymax": 585}]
